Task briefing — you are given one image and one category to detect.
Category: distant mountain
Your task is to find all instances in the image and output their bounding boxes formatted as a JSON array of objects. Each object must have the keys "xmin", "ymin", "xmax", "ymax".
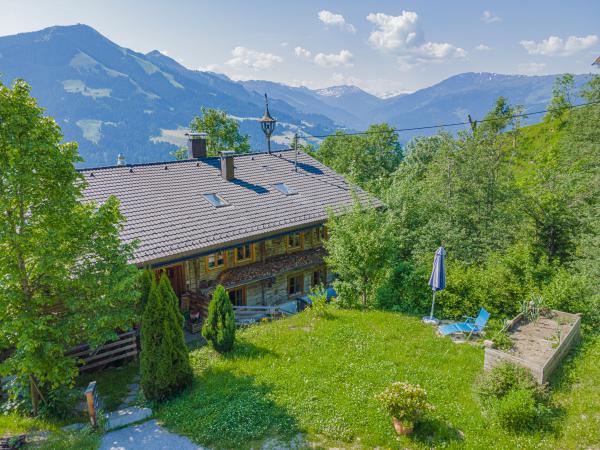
[
  {"xmin": 0, "ymin": 24, "xmax": 593, "ymax": 167},
  {"xmin": 247, "ymin": 72, "xmax": 591, "ymax": 141},
  {"xmin": 0, "ymin": 24, "xmax": 338, "ymax": 167}
]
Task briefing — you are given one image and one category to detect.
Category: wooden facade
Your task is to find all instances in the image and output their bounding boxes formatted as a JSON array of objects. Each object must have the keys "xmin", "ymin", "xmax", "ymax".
[{"xmin": 156, "ymin": 225, "xmax": 333, "ymax": 316}]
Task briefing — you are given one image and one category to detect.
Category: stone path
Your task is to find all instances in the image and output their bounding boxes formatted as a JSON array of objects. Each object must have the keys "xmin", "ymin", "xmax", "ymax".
[
  {"xmin": 99, "ymin": 419, "xmax": 205, "ymax": 450},
  {"xmin": 118, "ymin": 373, "xmax": 141, "ymax": 409},
  {"xmin": 106, "ymin": 406, "xmax": 152, "ymax": 430}
]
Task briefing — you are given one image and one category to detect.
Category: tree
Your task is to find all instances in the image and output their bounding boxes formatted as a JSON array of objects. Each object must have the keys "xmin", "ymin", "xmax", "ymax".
[
  {"xmin": 546, "ymin": 74, "xmax": 576, "ymax": 124},
  {"xmin": 317, "ymin": 124, "xmax": 403, "ymax": 193},
  {"xmin": 189, "ymin": 107, "xmax": 250, "ymax": 156},
  {"xmin": 0, "ymin": 79, "xmax": 139, "ymax": 415},
  {"xmin": 140, "ymin": 273, "xmax": 192, "ymax": 401},
  {"xmin": 324, "ymin": 199, "xmax": 396, "ymax": 307},
  {"xmin": 202, "ymin": 285, "xmax": 236, "ymax": 352},
  {"xmin": 139, "ymin": 269, "xmax": 154, "ymax": 311}
]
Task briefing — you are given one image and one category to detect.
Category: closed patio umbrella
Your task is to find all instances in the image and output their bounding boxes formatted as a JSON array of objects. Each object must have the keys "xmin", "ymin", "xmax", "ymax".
[{"xmin": 423, "ymin": 246, "xmax": 446, "ymax": 325}]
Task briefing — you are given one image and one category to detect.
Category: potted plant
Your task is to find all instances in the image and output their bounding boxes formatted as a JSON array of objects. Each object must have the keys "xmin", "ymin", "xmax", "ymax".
[{"xmin": 376, "ymin": 381, "xmax": 434, "ymax": 435}]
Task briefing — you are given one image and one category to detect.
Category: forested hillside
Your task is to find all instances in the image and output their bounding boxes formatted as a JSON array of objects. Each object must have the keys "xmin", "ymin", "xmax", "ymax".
[{"xmin": 320, "ymin": 74, "xmax": 600, "ymax": 329}]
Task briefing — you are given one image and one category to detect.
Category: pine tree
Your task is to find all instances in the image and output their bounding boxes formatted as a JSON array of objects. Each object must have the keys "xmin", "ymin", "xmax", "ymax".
[
  {"xmin": 140, "ymin": 273, "xmax": 192, "ymax": 401},
  {"xmin": 202, "ymin": 285, "xmax": 236, "ymax": 352}
]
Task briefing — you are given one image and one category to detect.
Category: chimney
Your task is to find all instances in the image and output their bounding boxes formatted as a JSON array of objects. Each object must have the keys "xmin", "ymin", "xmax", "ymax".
[
  {"xmin": 186, "ymin": 132, "xmax": 208, "ymax": 159},
  {"xmin": 116, "ymin": 153, "xmax": 126, "ymax": 166},
  {"xmin": 220, "ymin": 150, "xmax": 235, "ymax": 181}
]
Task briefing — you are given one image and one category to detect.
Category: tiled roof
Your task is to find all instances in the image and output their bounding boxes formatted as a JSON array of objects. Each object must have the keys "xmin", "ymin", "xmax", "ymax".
[{"xmin": 80, "ymin": 150, "xmax": 380, "ymax": 265}]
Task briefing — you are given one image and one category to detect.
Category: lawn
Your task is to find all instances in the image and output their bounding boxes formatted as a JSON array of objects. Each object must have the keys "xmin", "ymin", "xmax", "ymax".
[{"xmin": 155, "ymin": 309, "xmax": 600, "ymax": 449}]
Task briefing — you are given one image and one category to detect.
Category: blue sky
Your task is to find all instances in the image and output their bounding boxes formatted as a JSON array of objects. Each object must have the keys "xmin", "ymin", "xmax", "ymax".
[{"xmin": 1, "ymin": 0, "xmax": 599, "ymax": 96}]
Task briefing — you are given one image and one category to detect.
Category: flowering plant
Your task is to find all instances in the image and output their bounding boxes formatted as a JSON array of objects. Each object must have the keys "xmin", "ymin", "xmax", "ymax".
[{"xmin": 376, "ymin": 382, "xmax": 434, "ymax": 424}]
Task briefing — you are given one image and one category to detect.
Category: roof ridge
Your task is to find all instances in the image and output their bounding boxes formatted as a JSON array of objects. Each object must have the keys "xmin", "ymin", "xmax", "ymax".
[{"xmin": 78, "ymin": 148, "xmax": 297, "ymax": 172}]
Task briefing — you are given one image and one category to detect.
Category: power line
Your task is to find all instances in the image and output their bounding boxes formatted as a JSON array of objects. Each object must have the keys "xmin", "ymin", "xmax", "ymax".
[{"xmin": 304, "ymin": 99, "xmax": 600, "ymax": 140}]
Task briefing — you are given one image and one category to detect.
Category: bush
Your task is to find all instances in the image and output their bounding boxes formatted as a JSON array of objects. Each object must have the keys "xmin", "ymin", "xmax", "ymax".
[
  {"xmin": 475, "ymin": 363, "xmax": 546, "ymax": 404},
  {"xmin": 140, "ymin": 273, "xmax": 192, "ymax": 401},
  {"xmin": 494, "ymin": 389, "xmax": 538, "ymax": 432},
  {"xmin": 138, "ymin": 268, "xmax": 154, "ymax": 311},
  {"xmin": 202, "ymin": 285, "xmax": 236, "ymax": 352},
  {"xmin": 375, "ymin": 381, "xmax": 434, "ymax": 425},
  {"xmin": 307, "ymin": 284, "xmax": 328, "ymax": 318}
]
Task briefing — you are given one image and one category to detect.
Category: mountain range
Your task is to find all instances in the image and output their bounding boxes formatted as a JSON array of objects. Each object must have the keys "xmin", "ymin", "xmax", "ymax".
[{"xmin": 0, "ymin": 24, "xmax": 592, "ymax": 167}]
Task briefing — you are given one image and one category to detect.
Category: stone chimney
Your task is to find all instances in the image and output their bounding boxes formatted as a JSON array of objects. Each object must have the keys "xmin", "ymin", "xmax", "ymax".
[
  {"xmin": 116, "ymin": 153, "xmax": 126, "ymax": 166},
  {"xmin": 220, "ymin": 150, "xmax": 235, "ymax": 181},
  {"xmin": 186, "ymin": 132, "xmax": 208, "ymax": 159}
]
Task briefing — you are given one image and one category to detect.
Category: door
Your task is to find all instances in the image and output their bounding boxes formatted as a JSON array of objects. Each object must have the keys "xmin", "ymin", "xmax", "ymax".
[{"xmin": 156, "ymin": 264, "xmax": 185, "ymax": 299}]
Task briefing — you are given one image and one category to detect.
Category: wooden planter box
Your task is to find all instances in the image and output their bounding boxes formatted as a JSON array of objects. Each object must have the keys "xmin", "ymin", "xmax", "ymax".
[{"xmin": 484, "ymin": 310, "xmax": 581, "ymax": 383}]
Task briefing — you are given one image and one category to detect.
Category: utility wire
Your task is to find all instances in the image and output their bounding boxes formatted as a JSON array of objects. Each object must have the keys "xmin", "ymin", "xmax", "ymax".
[{"xmin": 304, "ymin": 99, "xmax": 600, "ymax": 139}]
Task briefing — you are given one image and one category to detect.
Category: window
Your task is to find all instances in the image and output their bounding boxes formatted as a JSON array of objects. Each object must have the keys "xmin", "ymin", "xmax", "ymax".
[
  {"xmin": 274, "ymin": 182, "xmax": 297, "ymax": 196},
  {"xmin": 235, "ymin": 244, "xmax": 254, "ymax": 263},
  {"xmin": 287, "ymin": 232, "xmax": 303, "ymax": 251},
  {"xmin": 288, "ymin": 273, "xmax": 304, "ymax": 298},
  {"xmin": 203, "ymin": 193, "xmax": 228, "ymax": 207},
  {"xmin": 313, "ymin": 226, "xmax": 326, "ymax": 244},
  {"xmin": 312, "ymin": 267, "xmax": 327, "ymax": 287},
  {"xmin": 228, "ymin": 286, "xmax": 246, "ymax": 306},
  {"xmin": 206, "ymin": 251, "xmax": 226, "ymax": 271}
]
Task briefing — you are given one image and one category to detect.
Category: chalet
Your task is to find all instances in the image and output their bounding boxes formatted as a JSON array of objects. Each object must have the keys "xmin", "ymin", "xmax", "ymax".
[{"xmin": 81, "ymin": 132, "xmax": 379, "ymax": 321}]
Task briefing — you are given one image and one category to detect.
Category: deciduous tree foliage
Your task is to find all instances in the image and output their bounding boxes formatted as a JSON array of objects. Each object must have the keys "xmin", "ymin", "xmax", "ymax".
[
  {"xmin": 324, "ymin": 199, "xmax": 396, "ymax": 308},
  {"xmin": 0, "ymin": 79, "xmax": 139, "ymax": 415},
  {"xmin": 202, "ymin": 285, "xmax": 236, "ymax": 352},
  {"xmin": 317, "ymin": 123, "xmax": 402, "ymax": 193},
  {"xmin": 190, "ymin": 107, "xmax": 251, "ymax": 156}
]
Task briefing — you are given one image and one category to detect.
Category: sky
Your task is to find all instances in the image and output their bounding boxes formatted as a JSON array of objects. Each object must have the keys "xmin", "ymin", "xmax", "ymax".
[{"xmin": 1, "ymin": 0, "xmax": 599, "ymax": 97}]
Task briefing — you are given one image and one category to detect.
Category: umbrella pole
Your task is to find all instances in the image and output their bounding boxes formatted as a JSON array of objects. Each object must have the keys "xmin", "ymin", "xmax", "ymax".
[{"xmin": 422, "ymin": 290, "xmax": 439, "ymax": 325}]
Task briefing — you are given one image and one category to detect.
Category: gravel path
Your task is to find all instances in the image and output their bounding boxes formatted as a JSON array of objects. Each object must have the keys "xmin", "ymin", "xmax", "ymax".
[{"xmin": 99, "ymin": 420, "xmax": 205, "ymax": 450}]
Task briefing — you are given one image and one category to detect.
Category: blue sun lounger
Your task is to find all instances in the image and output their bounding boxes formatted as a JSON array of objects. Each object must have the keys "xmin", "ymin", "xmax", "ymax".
[{"xmin": 439, "ymin": 308, "xmax": 490, "ymax": 338}]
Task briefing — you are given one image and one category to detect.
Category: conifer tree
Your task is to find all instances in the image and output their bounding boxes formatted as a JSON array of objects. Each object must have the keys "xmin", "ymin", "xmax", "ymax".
[
  {"xmin": 139, "ymin": 269, "xmax": 154, "ymax": 311},
  {"xmin": 140, "ymin": 273, "xmax": 192, "ymax": 400},
  {"xmin": 202, "ymin": 285, "xmax": 236, "ymax": 352}
]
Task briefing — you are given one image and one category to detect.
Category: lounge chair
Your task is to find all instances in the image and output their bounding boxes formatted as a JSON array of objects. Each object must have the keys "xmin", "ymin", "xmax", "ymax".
[{"xmin": 438, "ymin": 308, "xmax": 490, "ymax": 338}]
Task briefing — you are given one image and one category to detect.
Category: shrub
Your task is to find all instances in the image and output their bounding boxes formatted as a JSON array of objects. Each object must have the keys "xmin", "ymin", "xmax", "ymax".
[
  {"xmin": 494, "ymin": 389, "xmax": 538, "ymax": 432},
  {"xmin": 138, "ymin": 268, "xmax": 154, "ymax": 311},
  {"xmin": 140, "ymin": 273, "xmax": 192, "ymax": 401},
  {"xmin": 475, "ymin": 363, "xmax": 546, "ymax": 404},
  {"xmin": 375, "ymin": 382, "xmax": 434, "ymax": 425},
  {"xmin": 308, "ymin": 284, "xmax": 328, "ymax": 318},
  {"xmin": 202, "ymin": 285, "xmax": 236, "ymax": 352}
]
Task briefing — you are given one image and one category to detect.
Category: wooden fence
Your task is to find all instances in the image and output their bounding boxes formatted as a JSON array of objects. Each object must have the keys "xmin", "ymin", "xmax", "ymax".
[{"xmin": 66, "ymin": 331, "xmax": 138, "ymax": 372}]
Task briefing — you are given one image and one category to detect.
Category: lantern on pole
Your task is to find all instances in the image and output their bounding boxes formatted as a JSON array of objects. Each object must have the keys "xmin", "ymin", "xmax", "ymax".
[{"xmin": 259, "ymin": 93, "xmax": 276, "ymax": 154}]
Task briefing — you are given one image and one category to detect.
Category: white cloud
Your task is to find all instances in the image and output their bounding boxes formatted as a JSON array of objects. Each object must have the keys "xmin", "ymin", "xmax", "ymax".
[
  {"xmin": 366, "ymin": 11, "xmax": 467, "ymax": 66},
  {"xmin": 482, "ymin": 11, "xmax": 502, "ymax": 24},
  {"xmin": 318, "ymin": 10, "xmax": 356, "ymax": 33},
  {"xmin": 225, "ymin": 46, "xmax": 283, "ymax": 70},
  {"xmin": 314, "ymin": 50, "xmax": 354, "ymax": 68},
  {"xmin": 520, "ymin": 34, "xmax": 598, "ymax": 56},
  {"xmin": 294, "ymin": 46, "xmax": 312, "ymax": 59},
  {"xmin": 475, "ymin": 44, "xmax": 491, "ymax": 51},
  {"xmin": 197, "ymin": 64, "xmax": 219, "ymax": 72},
  {"xmin": 517, "ymin": 62, "xmax": 547, "ymax": 74},
  {"xmin": 280, "ymin": 42, "xmax": 289, "ymax": 47}
]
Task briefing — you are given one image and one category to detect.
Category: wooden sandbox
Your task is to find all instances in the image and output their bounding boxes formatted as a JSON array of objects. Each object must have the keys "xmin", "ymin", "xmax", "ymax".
[{"xmin": 484, "ymin": 310, "xmax": 581, "ymax": 383}]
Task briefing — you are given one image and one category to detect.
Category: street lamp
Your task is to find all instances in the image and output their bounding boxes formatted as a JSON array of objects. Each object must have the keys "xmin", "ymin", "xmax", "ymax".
[{"xmin": 259, "ymin": 93, "xmax": 276, "ymax": 154}]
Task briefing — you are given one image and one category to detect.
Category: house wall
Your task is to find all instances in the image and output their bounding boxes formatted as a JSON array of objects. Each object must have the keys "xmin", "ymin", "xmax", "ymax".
[{"xmin": 178, "ymin": 227, "xmax": 331, "ymax": 306}]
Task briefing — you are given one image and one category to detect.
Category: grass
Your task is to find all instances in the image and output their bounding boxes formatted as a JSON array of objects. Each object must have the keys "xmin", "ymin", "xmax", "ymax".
[
  {"xmin": 76, "ymin": 361, "xmax": 139, "ymax": 411},
  {"xmin": 156, "ymin": 309, "xmax": 600, "ymax": 449},
  {"xmin": 0, "ymin": 361, "xmax": 138, "ymax": 449}
]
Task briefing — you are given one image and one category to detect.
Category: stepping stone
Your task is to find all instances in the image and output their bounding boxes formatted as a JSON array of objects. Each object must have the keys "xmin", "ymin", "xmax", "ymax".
[
  {"xmin": 100, "ymin": 419, "xmax": 205, "ymax": 450},
  {"xmin": 62, "ymin": 422, "xmax": 86, "ymax": 432},
  {"xmin": 105, "ymin": 406, "xmax": 152, "ymax": 430}
]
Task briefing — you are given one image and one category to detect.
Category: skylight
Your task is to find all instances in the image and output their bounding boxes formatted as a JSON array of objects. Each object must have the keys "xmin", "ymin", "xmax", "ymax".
[
  {"xmin": 203, "ymin": 193, "xmax": 229, "ymax": 207},
  {"xmin": 274, "ymin": 183, "xmax": 297, "ymax": 196}
]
